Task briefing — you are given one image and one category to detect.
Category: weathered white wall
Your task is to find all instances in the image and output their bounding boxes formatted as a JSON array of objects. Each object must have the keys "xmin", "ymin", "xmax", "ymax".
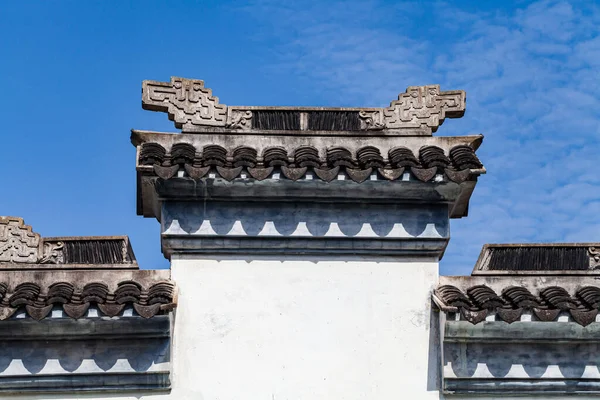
[
  {"xmin": 8, "ymin": 260, "xmax": 600, "ymax": 399},
  {"xmin": 167, "ymin": 256, "xmax": 440, "ymax": 400},
  {"xmin": 2, "ymin": 256, "xmax": 442, "ymax": 400}
]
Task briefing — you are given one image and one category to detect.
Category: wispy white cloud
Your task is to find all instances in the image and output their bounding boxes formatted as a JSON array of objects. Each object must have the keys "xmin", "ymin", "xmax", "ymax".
[{"xmin": 245, "ymin": 0, "xmax": 600, "ymax": 275}]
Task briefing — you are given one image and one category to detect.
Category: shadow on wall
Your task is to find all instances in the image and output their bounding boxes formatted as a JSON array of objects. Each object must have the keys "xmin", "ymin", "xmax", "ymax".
[
  {"xmin": 445, "ymin": 342, "xmax": 600, "ymax": 379},
  {"xmin": 0, "ymin": 338, "xmax": 169, "ymax": 374},
  {"xmin": 162, "ymin": 201, "xmax": 449, "ymax": 238},
  {"xmin": 427, "ymin": 306, "xmax": 442, "ymax": 393}
]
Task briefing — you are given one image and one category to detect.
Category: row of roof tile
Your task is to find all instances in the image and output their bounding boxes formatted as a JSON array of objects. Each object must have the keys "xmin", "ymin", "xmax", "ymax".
[
  {"xmin": 0, "ymin": 281, "xmax": 176, "ymax": 320},
  {"xmin": 435, "ymin": 284, "xmax": 600, "ymax": 326},
  {"xmin": 140, "ymin": 143, "xmax": 483, "ymax": 183}
]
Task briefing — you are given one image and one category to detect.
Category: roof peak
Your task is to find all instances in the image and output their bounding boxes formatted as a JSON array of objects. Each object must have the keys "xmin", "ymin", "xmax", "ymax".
[{"xmin": 141, "ymin": 76, "xmax": 466, "ymax": 136}]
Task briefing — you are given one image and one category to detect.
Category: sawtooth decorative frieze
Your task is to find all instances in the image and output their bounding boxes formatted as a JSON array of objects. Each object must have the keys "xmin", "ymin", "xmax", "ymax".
[{"xmin": 142, "ymin": 77, "xmax": 466, "ymax": 134}]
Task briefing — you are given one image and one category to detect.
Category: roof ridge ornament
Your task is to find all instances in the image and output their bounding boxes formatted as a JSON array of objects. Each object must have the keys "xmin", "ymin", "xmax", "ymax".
[
  {"xmin": 0, "ymin": 216, "xmax": 138, "ymax": 268},
  {"xmin": 0, "ymin": 217, "xmax": 40, "ymax": 263},
  {"xmin": 142, "ymin": 77, "xmax": 466, "ymax": 135},
  {"xmin": 142, "ymin": 77, "xmax": 228, "ymax": 130},
  {"xmin": 359, "ymin": 85, "xmax": 465, "ymax": 132}
]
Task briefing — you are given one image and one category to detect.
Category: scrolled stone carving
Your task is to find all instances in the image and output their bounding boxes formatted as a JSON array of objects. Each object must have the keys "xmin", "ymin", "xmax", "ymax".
[
  {"xmin": 358, "ymin": 110, "xmax": 385, "ymax": 130},
  {"xmin": 142, "ymin": 77, "xmax": 228, "ymax": 131},
  {"xmin": 590, "ymin": 247, "xmax": 600, "ymax": 269},
  {"xmin": 139, "ymin": 142, "xmax": 484, "ymax": 183},
  {"xmin": 0, "ymin": 280, "xmax": 176, "ymax": 321},
  {"xmin": 226, "ymin": 109, "xmax": 252, "ymax": 129},
  {"xmin": 38, "ymin": 241, "xmax": 64, "ymax": 264},
  {"xmin": 0, "ymin": 217, "xmax": 40, "ymax": 263}
]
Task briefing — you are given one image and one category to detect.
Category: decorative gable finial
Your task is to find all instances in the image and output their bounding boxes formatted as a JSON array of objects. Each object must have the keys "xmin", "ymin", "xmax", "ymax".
[
  {"xmin": 359, "ymin": 85, "xmax": 465, "ymax": 132},
  {"xmin": 0, "ymin": 217, "xmax": 41, "ymax": 263},
  {"xmin": 141, "ymin": 77, "xmax": 466, "ymax": 135},
  {"xmin": 142, "ymin": 77, "xmax": 228, "ymax": 130},
  {"xmin": 0, "ymin": 217, "xmax": 64, "ymax": 265}
]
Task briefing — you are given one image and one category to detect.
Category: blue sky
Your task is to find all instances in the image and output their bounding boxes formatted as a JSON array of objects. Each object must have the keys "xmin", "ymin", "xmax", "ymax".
[{"xmin": 1, "ymin": 1, "xmax": 598, "ymax": 275}]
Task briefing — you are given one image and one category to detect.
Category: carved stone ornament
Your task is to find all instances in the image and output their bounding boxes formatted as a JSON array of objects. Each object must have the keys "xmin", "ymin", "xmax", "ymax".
[
  {"xmin": 226, "ymin": 109, "xmax": 252, "ymax": 129},
  {"xmin": 359, "ymin": 85, "xmax": 465, "ymax": 133},
  {"xmin": 358, "ymin": 110, "xmax": 385, "ymax": 130},
  {"xmin": 142, "ymin": 77, "xmax": 466, "ymax": 134},
  {"xmin": 38, "ymin": 241, "xmax": 64, "ymax": 264},
  {"xmin": 0, "ymin": 217, "xmax": 66, "ymax": 265},
  {"xmin": 590, "ymin": 247, "xmax": 600, "ymax": 269},
  {"xmin": 0, "ymin": 217, "xmax": 41, "ymax": 263},
  {"xmin": 142, "ymin": 77, "xmax": 228, "ymax": 130}
]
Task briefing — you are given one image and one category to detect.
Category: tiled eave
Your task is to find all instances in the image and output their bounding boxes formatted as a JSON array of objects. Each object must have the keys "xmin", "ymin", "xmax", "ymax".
[
  {"xmin": 439, "ymin": 275, "xmax": 600, "ymax": 396},
  {"xmin": 0, "ymin": 269, "xmax": 175, "ymax": 321},
  {"xmin": 131, "ymin": 130, "xmax": 484, "ymax": 172},
  {"xmin": 132, "ymin": 130, "xmax": 485, "ymax": 220},
  {"xmin": 434, "ymin": 276, "xmax": 600, "ymax": 326},
  {"xmin": 0, "ymin": 269, "xmax": 176, "ymax": 394}
]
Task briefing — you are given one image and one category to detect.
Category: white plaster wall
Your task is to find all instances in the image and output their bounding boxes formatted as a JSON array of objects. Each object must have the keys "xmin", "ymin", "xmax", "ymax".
[
  {"xmin": 2, "ymin": 257, "xmax": 441, "ymax": 400},
  {"xmin": 167, "ymin": 256, "xmax": 440, "ymax": 400},
  {"xmin": 6, "ymin": 260, "xmax": 600, "ymax": 400}
]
